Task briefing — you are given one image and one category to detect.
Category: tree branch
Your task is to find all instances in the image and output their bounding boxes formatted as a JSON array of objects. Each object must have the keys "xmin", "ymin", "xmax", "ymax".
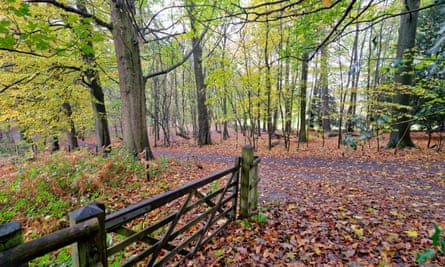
[
  {"xmin": 307, "ymin": 0, "xmax": 357, "ymax": 61},
  {"xmin": 0, "ymin": 47, "xmax": 49, "ymax": 58},
  {"xmin": 25, "ymin": 0, "xmax": 112, "ymax": 30},
  {"xmin": 143, "ymin": 29, "xmax": 207, "ymax": 82},
  {"xmin": 0, "ymin": 73, "xmax": 40, "ymax": 94},
  {"xmin": 0, "ymin": 64, "xmax": 82, "ymax": 94}
]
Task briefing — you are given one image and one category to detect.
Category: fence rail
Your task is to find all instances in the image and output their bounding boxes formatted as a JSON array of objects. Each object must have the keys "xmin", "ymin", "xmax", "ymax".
[{"xmin": 0, "ymin": 145, "xmax": 260, "ymax": 267}]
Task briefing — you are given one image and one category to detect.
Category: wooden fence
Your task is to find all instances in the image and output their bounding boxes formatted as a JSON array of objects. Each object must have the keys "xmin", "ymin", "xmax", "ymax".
[{"xmin": 0, "ymin": 145, "xmax": 260, "ymax": 267}]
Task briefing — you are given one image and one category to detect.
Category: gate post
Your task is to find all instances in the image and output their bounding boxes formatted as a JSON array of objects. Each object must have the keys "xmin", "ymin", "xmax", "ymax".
[
  {"xmin": 0, "ymin": 222, "xmax": 27, "ymax": 267},
  {"xmin": 250, "ymin": 156, "xmax": 259, "ymax": 211},
  {"xmin": 69, "ymin": 202, "xmax": 107, "ymax": 267},
  {"xmin": 240, "ymin": 145, "xmax": 254, "ymax": 218}
]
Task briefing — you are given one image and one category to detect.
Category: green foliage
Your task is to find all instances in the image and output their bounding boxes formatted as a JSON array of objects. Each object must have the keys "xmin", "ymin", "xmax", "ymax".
[
  {"xmin": 251, "ymin": 208, "xmax": 268, "ymax": 223},
  {"xmin": 29, "ymin": 247, "xmax": 72, "ymax": 267},
  {"xmin": 149, "ymin": 155, "xmax": 169, "ymax": 178},
  {"xmin": 0, "ymin": 1, "xmax": 113, "ymax": 145},
  {"xmin": 343, "ymin": 134, "xmax": 357, "ymax": 151},
  {"xmin": 240, "ymin": 218, "xmax": 253, "ymax": 229},
  {"xmin": 0, "ymin": 149, "xmax": 148, "ymax": 224},
  {"xmin": 416, "ymin": 224, "xmax": 444, "ymax": 263},
  {"xmin": 0, "ymin": 148, "xmax": 182, "ymax": 266},
  {"xmin": 413, "ymin": 5, "xmax": 445, "ymax": 132}
]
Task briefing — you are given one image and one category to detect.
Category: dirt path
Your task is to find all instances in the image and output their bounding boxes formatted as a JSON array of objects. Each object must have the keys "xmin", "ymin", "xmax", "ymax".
[
  {"xmin": 157, "ymin": 149, "xmax": 445, "ymax": 265},
  {"xmin": 156, "ymin": 150, "xmax": 445, "ymax": 203}
]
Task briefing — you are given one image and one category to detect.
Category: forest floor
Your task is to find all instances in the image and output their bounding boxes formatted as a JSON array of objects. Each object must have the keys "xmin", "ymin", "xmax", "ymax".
[
  {"xmin": 154, "ymin": 130, "xmax": 445, "ymax": 266},
  {"xmin": 1, "ymin": 130, "xmax": 445, "ymax": 266}
]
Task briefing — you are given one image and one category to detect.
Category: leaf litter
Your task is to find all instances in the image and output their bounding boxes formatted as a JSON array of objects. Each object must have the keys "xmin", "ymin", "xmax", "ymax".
[{"xmin": 0, "ymin": 131, "xmax": 444, "ymax": 266}]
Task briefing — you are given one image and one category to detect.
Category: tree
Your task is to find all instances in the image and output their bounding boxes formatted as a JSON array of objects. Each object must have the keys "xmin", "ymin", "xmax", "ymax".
[
  {"xmin": 386, "ymin": 0, "xmax": 420, "ymax": 148},
  {"xmin": 414, "ymin": 4, "xmax": 445, "ymax": 149},
  {"xmin": 76, "ymin": 0, "xmax": 111, "ymax": 150},
  {"xmin": 298, "ymin": 54, "xmax": 309, "ymax": 142},
  {"xmin": 188, "ymin": 0, "xmax": 211, "ymax": 146},
  {"xmin": 320, "ymin": 46, "xmax": 331, "ymax": 132},
  {"xmin": 109, "ymin": 0, "xmax": 153, "ymax": 156},
  {"xmin": 0, "ymin": 1, "xmax": 94, "ymax": 149}
]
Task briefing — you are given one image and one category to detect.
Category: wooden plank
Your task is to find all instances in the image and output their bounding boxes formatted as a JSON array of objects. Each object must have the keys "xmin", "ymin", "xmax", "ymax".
[
  {"xmin": 105, "ymin": 166, "xmax": 238, "ymax": 231},
  {"xmin": 109, "ymin": 226, "xmax": 189, "ymax": 256},
  {"xmin": 0, "ymin": 218, "xmax": 99, "ymax": 267},
  {"xmin": 146, "ymin": 192, "xmax": 193, "ymax": 267}
]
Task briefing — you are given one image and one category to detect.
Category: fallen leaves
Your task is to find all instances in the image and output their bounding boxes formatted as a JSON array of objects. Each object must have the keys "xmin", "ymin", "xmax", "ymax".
[{"xmin": 1, "ymin": 131, "xmax": 444, "ymax": 265}]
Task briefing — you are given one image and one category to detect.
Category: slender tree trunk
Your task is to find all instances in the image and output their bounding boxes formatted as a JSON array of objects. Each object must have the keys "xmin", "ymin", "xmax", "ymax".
[
  {"xmin": 337, "ymin": 43, "xmax": 347, "ymax": 149},
  {"xmin": 264, "ymin": 21, "xmax": 273, "ymax": 150},
  {"xmin": 299, "ymin": 54, "xmax": 309, "ymax": 142},
  {"xmin": 387, "ymin": 0, "xmax": 419, "ymax": 148},
  {"xmin": 220, "ymin": 31, "xmax": 230, "ymax": 141},
  {"xmin": 151, "ymin": 76, "xmax": 160, "ymax": 147},
  {"xmin": 366, "ymin": 26, "xmax": 374, "ymax": 126},
  {"xmin": 320, "ymin": 47, "xmax": 331, "ymax": 132},
  {"xmin": 110, "ymin": 0, "xmax": 153, "ymax": 157},
  {"xmin": 222, "ymin": 97, "xmax": 230, "ymax": 139},
  {"xmin": 62, "ymin": 102, "xmax": 79, "ymax": 149},
  {"xmin": 160, "ymin": 76, "xmax": 171, "ymax": 146},
  {"xmin": 345, "ymin": 23, "xmax": 360, "ymax": 132}
]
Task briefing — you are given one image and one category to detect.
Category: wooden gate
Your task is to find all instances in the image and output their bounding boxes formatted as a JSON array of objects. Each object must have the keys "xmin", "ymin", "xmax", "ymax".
[{"xmin": 0, "ymin": 145, "xmax": 259, "ymax": 266}]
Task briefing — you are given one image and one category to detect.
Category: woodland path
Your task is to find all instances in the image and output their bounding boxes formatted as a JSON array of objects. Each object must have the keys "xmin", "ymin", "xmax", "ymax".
[
  {"xmin": 158, "ymin": 148, "xmax": 445, "ymax": 264},
  {"xmin": 155, "ymin": 150, "xmax": 445, "ymax": 205}
]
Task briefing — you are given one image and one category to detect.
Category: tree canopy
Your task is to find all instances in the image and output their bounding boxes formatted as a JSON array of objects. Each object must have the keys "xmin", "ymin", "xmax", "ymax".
[{"xmin": 1, "ymin": 0, "xmax": 444, "ymax": 152}]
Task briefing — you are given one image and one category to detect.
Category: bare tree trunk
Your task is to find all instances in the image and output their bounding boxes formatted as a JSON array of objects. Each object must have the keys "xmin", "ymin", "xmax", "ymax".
[
  {"xmin": 337, "ymin": 43, "xmax": 347, "ymax": 149},
  {"xmin": 110, "ymin": 0, "xmax": 153, "ymax": 157},
  {"xmin": 220, "ymin": 30, "xmax": 230, "ymax": 141},
  {"xmin": 345, "ymin": 23, "xmax": 360, "ymax": 132},
  {"xmin": 264, "ymin": 20, "xmax": 273, "ymax": 150},
  {"xmin": 320, "ymin": 47, "xmax": 331, "ymax": 132},
  {"xmin": 299, "ymin": 54, "xmax": 309, "ymax": 142},
  {"xmin": 387, "ymin": 0, "xmax": 419, "ymax": 148},
  {"xmin": 189, "ymin": 1, "xmax": 211, "ymax": 146},
  {"xmin": 77, "ymin": 0, "xmax": 111, "ymax": 150},
  {"xmin": 62, "ymin": 102, "xmax": 79, "ymax": 149}
]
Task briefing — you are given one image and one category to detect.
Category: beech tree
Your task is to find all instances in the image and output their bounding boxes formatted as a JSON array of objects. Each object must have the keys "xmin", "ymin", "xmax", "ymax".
[
  {"xmin": 77, "ymin": 0, "xmax": 111, "ymax": 150},
  {"xmin": 187, "ymin": 0, "xmax": 211, "ymax": 146},
  {"xmin": 386, "ymin": 0, "xmax": 420, "ymax": 148},
  {"xmin": 3, "ymin": 0, "xmax": 445, "ymax": 156},
  {"xmin": 0, "ymin": 1, "xmax": 95, "ymax": 148},
  {"xmin": 109, "ymin": 0, "xmax": 152, "ymax": 155}
]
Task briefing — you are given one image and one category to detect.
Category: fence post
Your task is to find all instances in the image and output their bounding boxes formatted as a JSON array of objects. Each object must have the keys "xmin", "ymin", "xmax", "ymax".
[
  {"xmin": 69, "ymin": 202, "xmax": 107, "ymax": 267},
  {"xmin": 0, "ymin": 222, "xmax": 27, "ymax": 267},
  {"xmin": 240, "ymin": 145, "xmax": 254, "ymax": 218},
  {"xmin": 250, "ymin": 156, "xmax": 259, "ymax": 211},
  {"xmin": 231, "ymin": 157, "xmax": 241, "ymax": 220}
]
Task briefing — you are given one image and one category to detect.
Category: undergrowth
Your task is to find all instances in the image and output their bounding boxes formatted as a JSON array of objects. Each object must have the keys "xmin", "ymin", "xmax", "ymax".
[{"xmin": 0, "ymin": 148, "xmax": 196, "ymax": 266}]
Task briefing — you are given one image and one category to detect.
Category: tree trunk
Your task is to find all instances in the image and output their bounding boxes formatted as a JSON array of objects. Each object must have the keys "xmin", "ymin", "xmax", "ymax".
[
  {"xmin": 264, "ymin": 21, "xmax": 273, "ymax": 150},
  {"xmin": 62, "ymin": 102, "xmax": 79, "ymax": 149},
  {"xmin": 387, "ymin": 0, "xmax": 419, "ymax": 148},
  {"xmin": 88, "ymin": 76, "xmax": 111, "ymax": 150},
  {"xmin": 192, "ymin": 36, "xmax": 211, "ymax": 145},
  {"xmin": 110, "ymin": 0, "xmax": 153, "ymax": 157},
  {"xmin": 299, "ymin": 55, "xmax": 309, "ymax": 142},
  {"xmin": 320, "ymin": 47, "xmax": 331, "ymax": 132},
  {"xmin": 77, "ymin": 0, "xmax": 111, "ymax": 150},
  {"xmin": 189, "ymin": 2, "xmax": 211, "ymax": 146},
  {"xmin": 222, "ymin": 97, "xmax": 230, "ymax": 140},
  {"xmin": 337, "ymin": 42, "xmax": 347, "ymax": 149},
  {"xmin": 345, "ymin": 23, "xmax": 360, "ymax": 133}
]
